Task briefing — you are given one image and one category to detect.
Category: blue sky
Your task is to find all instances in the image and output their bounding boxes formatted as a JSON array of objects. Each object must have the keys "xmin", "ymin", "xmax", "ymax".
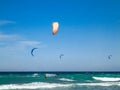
[{"xmin": 0, "ymin": 0, "xmax": 120, "ymax": 71}]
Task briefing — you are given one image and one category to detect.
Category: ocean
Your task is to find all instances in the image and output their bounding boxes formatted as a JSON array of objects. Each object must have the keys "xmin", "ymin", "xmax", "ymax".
[{"xmin": 0, "ymin": 72, "xmax": 120, "ymax": 90}]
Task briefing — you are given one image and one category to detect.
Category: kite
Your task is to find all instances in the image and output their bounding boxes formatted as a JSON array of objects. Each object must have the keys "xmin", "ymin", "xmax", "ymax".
[
  {"xmin": 60, "ymin": 54, "xmax": 64, "ymax": 60},
  {"xmin": 108, "ymin": 55, "xmax": 112, "ymax": 59},
  {"xmin": 31, "ymin": 48, "xmax": 38, "ymax": 56},
  {"xmin": 52, "ymin": 22, "xmax": 59, "ymax": 35}
]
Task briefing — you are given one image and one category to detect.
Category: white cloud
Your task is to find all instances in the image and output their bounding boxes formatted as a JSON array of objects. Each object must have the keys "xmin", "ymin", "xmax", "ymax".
[
  {"xmin": 0, "ymin": 32, "xmax": 45, "ymax": 49},
  {"xmin": 18, "ymin": 41, "xmax": 42, "ymax": 47},
  {"xmin": 0, "ymin": 33, "xmax": 18, "ymax": 40},
  {"xmin": 0, "ymin": 20, "xmax": 15, "ymax": 26},
  {"xmin": 0, "ymin": 33, "xmax": 20, "ymax": 47}
]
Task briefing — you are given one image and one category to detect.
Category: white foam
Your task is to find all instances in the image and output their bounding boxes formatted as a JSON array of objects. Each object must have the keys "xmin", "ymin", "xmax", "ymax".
[
  {"xmin": 93, "ymin": 77, "xmax": 120, "ymax": 81},
  {"xmin": 77, "ymin": 82, "xmax": 120, "ymax": 86},
  {"xmin": 59, "ymin": 78, "xmax": 75, "ymax": 82},
  {"xmin": 0, "ymin": 82, "xmax": 71, "ymax": 89},
  {"xmin": 0, "ymin": 82, "xmax": 120, "ymax": 89},
  {"xmin": 32, "ymin": 73, "xmax": 39, "ymax": 77}
]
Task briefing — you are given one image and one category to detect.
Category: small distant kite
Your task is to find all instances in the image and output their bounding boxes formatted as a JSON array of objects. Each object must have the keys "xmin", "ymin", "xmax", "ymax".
[
  {"xmin": 52, "ymin": 22, "xmax": 59, "ymax": 35},
  {"xmin": 108, "ymin": 55, "xmax": 112, "ymax": 60},
  {"xmin": 60, "ymin": 54, "xmax": 64, "ymax": 60},
  {"xmin": 31, "ymin": 48, "xmax": 38, "ymax": 56}
]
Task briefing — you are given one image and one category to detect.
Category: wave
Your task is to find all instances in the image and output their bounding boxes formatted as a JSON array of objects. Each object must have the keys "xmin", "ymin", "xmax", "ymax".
[
  {"xmin": 77, "ymin": 82, "xmax": 120, "ymax": 86},
  {"xmin": 19, "ymin": 73, "xmax": 40, "ymax": 78},
  {"xmin": 0, "ymin": 82, "xmax": 120, "ymax": 89},
  {"xmin": 93, "ymin": 77, "xmax": 120, "ymax": 81},
  {"xmin": 32, "ymin": 73, "xmax": 39, "ymax": 77},
  {"xmin": 0, "ymin": 73, "xmax": 40, "ymax": 78},
  {"xmin": 0, "ymin": 82, "xmax": 71, "ymax": 89},
  {"xmin": 59, "ymin": 78, "xmax": 75, "ymax": 82}
]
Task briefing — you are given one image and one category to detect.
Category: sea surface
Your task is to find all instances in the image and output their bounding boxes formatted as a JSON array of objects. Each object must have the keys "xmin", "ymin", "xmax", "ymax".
[{"xmin": 0, "ymin": 72, "xmax": 120, "ymax": 90}]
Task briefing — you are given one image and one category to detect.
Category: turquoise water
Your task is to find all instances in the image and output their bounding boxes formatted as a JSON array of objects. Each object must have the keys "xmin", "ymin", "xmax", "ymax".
[{"xmin": 0, "ymin": 72, "xmax": 120, "ymax": 90}]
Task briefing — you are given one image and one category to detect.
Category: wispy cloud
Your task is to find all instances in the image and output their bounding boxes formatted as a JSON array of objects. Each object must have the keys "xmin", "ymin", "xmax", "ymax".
[
  {"xmin": 0, "ymin": 33, "xmax": 18, "ymax": 40},
  {"xmin": 18, "ymin": 41, "xmax": 42, "ymax": 47},
  {"xmin": 0, "ymin": 20, "xmax": 15, "ymax": 26},
  {"xmin": 0, "ymin": 32, "xmax": 45, "ymax": 49},
  {"xmin": 0, "ymin": 33, "xmax": 20, "ymax": 47}
]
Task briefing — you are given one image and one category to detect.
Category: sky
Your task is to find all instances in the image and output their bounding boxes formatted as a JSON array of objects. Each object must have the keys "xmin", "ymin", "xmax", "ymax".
[{"xmin": 0, "ymin": 0, "xmax": 120, "ymax": 71}]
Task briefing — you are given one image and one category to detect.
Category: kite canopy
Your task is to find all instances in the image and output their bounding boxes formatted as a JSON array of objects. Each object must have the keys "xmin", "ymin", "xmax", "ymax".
[
  {"xmin": 108, "ymin": 55, "xmax": 112, "ymax": 59},
  {"xmin": 52, "ymin": 22, "xmax": 59, "ymax": 35},
  {"xmin": 60, "ymin": 54, "xmax": 64, "ymax": 60},
  {"xmin": 31, "ymin": 48, "xmax": 38, "ymax": 56}
]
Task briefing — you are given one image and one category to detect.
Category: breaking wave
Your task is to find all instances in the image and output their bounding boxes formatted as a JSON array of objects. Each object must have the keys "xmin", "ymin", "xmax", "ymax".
[
  {"xmin": 59, "ymin": 78, "xmax": 75, "ymax": 82},
  {"xmin": 32, "ymin": 73, "xmax": 39, "ymax": 77},
  {"xmin": 93, "ymin": 77, "xmax": 120, "ymax": 81},
  {"xmin": 0, "ymin": 82, "xmax": 120, "ymax": 89},
  {"xmin": 0, "ymin": 82, "xmax": 71, "ymax": 89}
]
